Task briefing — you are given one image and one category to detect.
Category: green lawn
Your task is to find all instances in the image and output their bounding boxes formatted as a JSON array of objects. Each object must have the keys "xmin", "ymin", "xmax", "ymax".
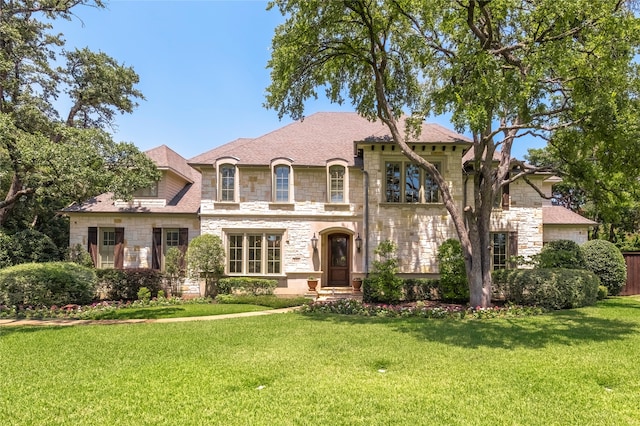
[
  {"xmin": 87, "ymin": 302, "xmax": 271, "ymax": 320},
  {"xmin": 1, "ymin": 297, "xmax": 639, "ymax": 425}
]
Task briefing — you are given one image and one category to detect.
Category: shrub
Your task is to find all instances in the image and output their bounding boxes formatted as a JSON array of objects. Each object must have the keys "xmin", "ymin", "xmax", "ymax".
[
  {"xmin": 0, "ymin": 262, "xmax": 97, "ymax": 308},
  {"xmin": 535, "ymin": 239, "xmax": 586, "ymax": 269},
  {"xmin": 96, "ymin": 268, "xmax": 164, "ymax": 301},
  {"xmin": 165, "ymin": 247, "xmax": 186, "ymax": 296},
  {"xmin": 402, "ymin": 278, "xmax": 439, "ymax": 301},
  {"xmin": 581, "ymin": 239, "xmax": 627, "ymax": 296},
  {"xmin": 492, "ymin": 268, "xmax": 599, "ymax": 310},
  {"xmin": 597, "ymin": 285, "xmax": 608, "ymax": 300},
  {"xmin": 436, "ymin": 239, "xmax": 469, "ymax": 302},
  {"xmin": 137, "ymin": 287, "xmax": 151, "ymax": 301},
  {"xmin": 187, "ymin": 234, "xmax": 225, "ymax": 297},
  {"xmin": 66, "ymin": 243, "xmax": 95, "ymax": 268},
  {"xmin": 363, "ymin": 240, "xmax": 403, "ymax": 304},
  {"xmin": 0, "ymin": 231, "xmax": 16, "ymax": 269},
  {"xmin": 10, "ymin": 228, "xmax": 61, "ymax": 265},
  {"xmin": 217, "ymin": 277, "xmax": 278, "ymax": 295}
]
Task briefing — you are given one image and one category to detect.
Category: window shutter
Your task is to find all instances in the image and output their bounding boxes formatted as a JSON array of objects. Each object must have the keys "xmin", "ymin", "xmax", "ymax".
[
  {"xmin": 508, "ymin": 231, "xmax": 518, "ymax": 268},
  {"xmin": 88, "ymin": 227, "xmax": 98, "ymax": 267},
  {"xmin": 502, "ymin": 183, "xmax": 510, "ymax": 210},
  {"xmin": 178, "ymin": 228, "xmax": 189, "ymax": 269},
  {"xmin": 114, "ymin": 227, "xmax": 125, "ymax": 269},
  {"xmin": 152, "ymin": 228, "xmax": 162, "ymax": 270}
]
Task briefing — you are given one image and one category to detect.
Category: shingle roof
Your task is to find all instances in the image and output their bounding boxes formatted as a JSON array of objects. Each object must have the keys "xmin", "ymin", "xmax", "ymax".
[
  {"xmin": 542, "ymin": 206, "xmax": 597, "ymax": 225},
  {"xmin": 189, "ymin": 112, "xmax": 471, "ymax": 167},
  {"xmin": 64, "ymin": 145, "xmax": 201, "ymax": 214}
]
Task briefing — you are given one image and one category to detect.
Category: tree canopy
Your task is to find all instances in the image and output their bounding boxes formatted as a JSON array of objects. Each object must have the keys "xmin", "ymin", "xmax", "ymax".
[
  {"xmin": 265, "ymin": 0, "xmax": 640, "ymax": 306},
  {"xmin": 0, "ymin": 0, "xmax": 159, "ymax": 233}
]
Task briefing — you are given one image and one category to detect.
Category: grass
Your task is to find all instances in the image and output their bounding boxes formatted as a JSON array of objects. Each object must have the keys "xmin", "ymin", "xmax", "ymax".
[
  {"xmin": 86, "ymin": 302, "xmax": 270, "ymax": 320},
  {"xmin": 1, "ymin": 296, "xmax": 639, "ymax": 425}
]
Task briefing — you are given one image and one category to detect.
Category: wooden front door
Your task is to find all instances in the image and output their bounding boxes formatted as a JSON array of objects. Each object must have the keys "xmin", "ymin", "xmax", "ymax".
[{"xmin": 328, "ymin": 233, "xmax": 350, "ymax": 286}]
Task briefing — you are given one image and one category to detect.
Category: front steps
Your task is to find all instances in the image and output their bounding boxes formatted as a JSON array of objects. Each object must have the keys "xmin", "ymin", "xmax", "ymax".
[{"xmin": 308, "ymin": 287, "xmax": 363, "ymax": 302}]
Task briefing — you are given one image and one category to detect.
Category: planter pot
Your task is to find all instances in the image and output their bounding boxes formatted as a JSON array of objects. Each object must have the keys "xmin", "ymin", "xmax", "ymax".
[
  {"xmin": 307, "ymin": 280, "xmax": 318, "ymax": 292},
  {"xmin": 352, "ymin": 279, "xmax": 362, "ymax": 292}
]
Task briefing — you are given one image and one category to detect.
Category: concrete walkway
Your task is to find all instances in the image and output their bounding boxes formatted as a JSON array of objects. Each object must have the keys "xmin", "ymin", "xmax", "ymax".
[{"xmin": 0, "ymin": 307, "xmax": 299, "ymax": 327}]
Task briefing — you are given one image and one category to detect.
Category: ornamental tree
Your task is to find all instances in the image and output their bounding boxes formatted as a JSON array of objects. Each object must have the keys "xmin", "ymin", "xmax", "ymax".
[{"xmin": 265, "ymin": 0, "xmax": 640, "ymax": 307}]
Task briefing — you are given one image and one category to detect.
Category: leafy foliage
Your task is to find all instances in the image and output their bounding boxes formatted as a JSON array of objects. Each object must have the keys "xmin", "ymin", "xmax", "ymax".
[
  {"xmin": 186, "ymin": 234, "xmax": 225, "ymax": 297},
  {"xmin": 66, "ymin": 243, "xmax": 95, "ymax": 268},
  {"xmin": 164, "ymin": 247, "xmax": 186, "ymax": 296},
  {"xmin": 0, "ymin": 262, "xmax": 97, "ymax": 308},
  {"xmin": 0, "ymin": 0, "xmax": 159, "ymax": 244},
  {"xmin": 218, "ymin": 278, "xmax": 278, "ymax": 296},
  {"xmin": 535, "ymin": 240, "xmax": 586, "ymax": 269},
  {"xmin": 363, "ymin": 240, "xmax": 403, "ymax": 304},
  {"xmin": 581, "ymin": 239, "xmax": 627, "ymax": 296},
  {"xmin": 436, "ymin": 239, "xmax": 469, "ymax": 302},
  {"xmin": 492, "ymin": 268, "xmax": 599, "ymax": 310},
  {"xmin": 96, "ymin": 268, "xmax": 164, "ymax": 301}
]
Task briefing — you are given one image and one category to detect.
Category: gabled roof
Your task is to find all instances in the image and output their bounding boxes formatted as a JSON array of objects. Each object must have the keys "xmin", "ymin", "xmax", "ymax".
[
  {"xmin": 542, "ymin": 206, "xmax": 597, "ymax": 225},
  {"xmin": 64, "ymin": 145, "xmax": 201, "ymax": 214},
  {"xmin": 189, "ymin": 112, "xmax": 472, "ymax": 167},
  {"xmin": 146, "ymin": 144, "xmax": 194, "ymax": 183}
]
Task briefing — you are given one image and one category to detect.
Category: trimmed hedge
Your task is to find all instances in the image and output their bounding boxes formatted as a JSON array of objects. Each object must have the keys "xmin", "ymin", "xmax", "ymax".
[
  {"xmin": 581, "ymin": 239, "xmax": 627, "ymax": 296},
  {"xmin": 536, "ymin": 239, "xmax": 586, "ymax": 269},
  {"xmin": 96, "ymin": 268, "xmax": 164, "ymax": 301},
  {"xmin": 217, "ymin": 277, "xmax": 278, "ymax": 295},
  {"xmin": 492, "ymin": 268, "xmax": 599, "ymax": 310},
  {"xmin": 0, "ymin": 262, "xmax": 96, "ymax": 307}
]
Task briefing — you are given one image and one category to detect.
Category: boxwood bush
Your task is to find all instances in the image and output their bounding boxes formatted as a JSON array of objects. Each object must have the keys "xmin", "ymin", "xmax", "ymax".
[
  {"xmin": 581, "ymin": 239, "xmax": 627, "ymax": 296},
  {"xmin": 0, "ymin": 262, "xmax": 97, "ymax": 307},
  {"xmin": 535, "ymin": 239, "xmax": 586, "ymax": 269},
  {"xmin": 436, "ymin": 239, "xmax": 469, "ymax": 302},
  {"xmin": 96, "ymin": 268, "xmax": 164, "ymax": 301},
  {"xmin": 217, "ymin": 277, "xmax": 278, "ymax": 295},
  {"xmin": 492, "ymin": 268, "xmax": 599, "ymax": 310}
]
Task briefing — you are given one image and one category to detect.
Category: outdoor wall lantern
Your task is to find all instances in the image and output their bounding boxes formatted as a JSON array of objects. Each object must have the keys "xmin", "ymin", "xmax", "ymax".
[
  {"xmin": 311, "ymin": 233, "xmax": 318, "ymax": 251},
  {"xmin": 355, "ymin": 233, "xmax": 362, "ymax": 253}
]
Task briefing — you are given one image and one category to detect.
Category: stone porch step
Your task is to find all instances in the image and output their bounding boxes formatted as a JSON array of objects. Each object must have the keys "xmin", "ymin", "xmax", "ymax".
[{"xmin": 314, "ymin": 287, "xmax": 363, "ymax": 302}]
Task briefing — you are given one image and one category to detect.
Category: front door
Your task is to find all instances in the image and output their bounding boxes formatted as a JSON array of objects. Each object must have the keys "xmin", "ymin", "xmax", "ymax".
[{"xmin": 328, "ymin": 233, "xmax": 350, "ymax": 286}]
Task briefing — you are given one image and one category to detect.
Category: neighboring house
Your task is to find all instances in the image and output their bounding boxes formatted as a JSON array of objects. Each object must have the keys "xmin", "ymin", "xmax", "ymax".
[
  {"xmin": 66, "ymin": 112, "xmax": 595, "ymax": 296},
  {"xmin": 64, "ymin": 145, "xmax": 201, "ymax": 272}
]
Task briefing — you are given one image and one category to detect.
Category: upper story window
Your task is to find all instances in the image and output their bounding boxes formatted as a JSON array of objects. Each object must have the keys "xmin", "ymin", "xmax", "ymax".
[
  {"xmin": 385, "ymin": 161, "xmax": 440, "ymax": 203},
  {"xmin": 133, "ymin": 181, "xmax": 158, "ymax": 198},
  {"xmin": 216, "ymin": 157, "xmax": 239, "ymax": 202},
  {"xmin": 271, "ymin": 158, "xmax": 294, "ymax": 203},
  {"xmin": 327, "ymin": 160, "xmax": 349, "ymax": 203}
]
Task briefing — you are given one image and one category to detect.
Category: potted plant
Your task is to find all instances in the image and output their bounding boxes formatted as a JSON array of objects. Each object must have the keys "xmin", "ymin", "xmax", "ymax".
[
  {"xmin": 307, "ymin": 276, "xmax": 319, "ymax": 292},
  {"xmin": 352, "ymin": 277, "xmax": 362, "ymax": 292}
]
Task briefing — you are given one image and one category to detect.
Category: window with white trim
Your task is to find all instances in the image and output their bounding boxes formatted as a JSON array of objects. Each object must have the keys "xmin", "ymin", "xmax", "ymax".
[
  {"xmin": 219, "ymin": 164, "xmax": 236, "ymax": 202},
  {"xmin": 99, "ymin": 228, "xmax": 115, "ymax": 268},
  {"xmin": 273, "ymin": 164, "xmax": 292, "ymax": 202},
  {"xmin": 491, "ymin": 232, "xmax": 508, "ymax": 270},
  {"xmin": 227, "ymin": 232, "xmax": 282, "ymax": 275},
  {"xmin": 385, "ymin": 161, "xmax": 440, "ymax": 203},
  {"xmin": 329, "ymin": 165, "xmax": 345, "ymax": 202}
]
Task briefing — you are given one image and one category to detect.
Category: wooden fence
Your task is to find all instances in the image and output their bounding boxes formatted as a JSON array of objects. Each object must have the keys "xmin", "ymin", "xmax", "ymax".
[{"xmin": 621, "ymin": 253, "xmax": 640, "ymax": 296}]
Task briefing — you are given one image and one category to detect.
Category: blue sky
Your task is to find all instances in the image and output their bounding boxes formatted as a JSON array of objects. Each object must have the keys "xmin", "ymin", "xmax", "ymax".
[{"xmin": 54, "ymin": 0, "xmax": 543, "ymax": 160}]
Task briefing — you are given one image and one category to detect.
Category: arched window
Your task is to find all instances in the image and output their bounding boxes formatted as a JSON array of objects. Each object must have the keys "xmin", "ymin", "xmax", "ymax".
[
  {"xmin": 216, "ymin": 157, "xmax": 239, "ymax": 202},
  {"xmin": 271, "ymin": 159, "xmax": 294, "ymax": 202},
  {"xmin": 326, "ymin": 160, "xmax": 349, "ymax": 203}
]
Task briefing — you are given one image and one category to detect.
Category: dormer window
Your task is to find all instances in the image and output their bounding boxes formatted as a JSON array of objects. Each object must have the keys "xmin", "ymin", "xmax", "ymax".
[
  {"xmin": 216, "ymin": 157, "xmax": 239, "ymax": 202},
  {"xmin": 271, "ymin": 158, "xmax": 294, "ymax": 203},
  {"xmin": 133, "ymin": 181, "xmax": 158, "ymax": 198},
  {"xmin": 327, "ymin": 159, "xmax": 349, "ymax": 203}
]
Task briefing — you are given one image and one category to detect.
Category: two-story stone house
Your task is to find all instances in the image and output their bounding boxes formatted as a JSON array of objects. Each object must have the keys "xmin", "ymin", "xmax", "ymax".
[{"xmin": 66, "ymin": 112, "xmax": 595, "ymax": 296}]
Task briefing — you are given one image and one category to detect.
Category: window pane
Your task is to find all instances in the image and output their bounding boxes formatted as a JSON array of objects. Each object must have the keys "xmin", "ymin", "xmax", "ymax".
[
  {"xmin": 385, "ymin": 162, "xmax": 401, "ymax": 202},
  {"xmin": 228, "ymin": 235, "xmax": 243, "ymax": 273},
  {"xmin": 405, "ymin": 164, "xmax": 420, "ymax": 203},
  {"xmin": 100, "ymin": 229, "xmax": 115, "ymax": 268},
  {"xmin": 166, "ymin": 229, "xmax": 179, "ymax": 247},
  {"xmin": 329, "ymin": 165, "xmax": 345, "ymax": 203},
  {"xmin": 133, "ymin": 182, "xmax": 158, "ymax": 198},
  {"xmin": 274, "ymin": 165, "xmax": 289, "ymax": 202},
  {"xmin": 492, "ymin": 233, "xmax": 507, "ymax": 270},
  {"xmin": 424, "ymin": 163, "xmax": 440, "ymax": 203},
  {"xmin": 248, "ymin": 235, "xmax": 262, "ymax": 273},
  {"xmin": 220, "ymin": 165, "xmax": 235, "ymax": 201},
  {"xmin": 267, "ymin": 234, "xmax": 281, "ymax": 274}
]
